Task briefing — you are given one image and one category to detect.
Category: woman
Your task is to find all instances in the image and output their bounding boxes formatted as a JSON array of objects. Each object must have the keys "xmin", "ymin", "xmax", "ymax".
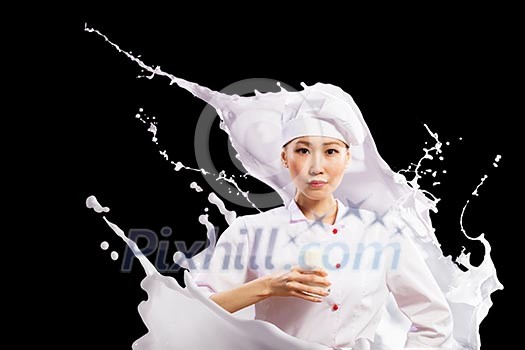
[{"xmin": 192, "ymin": 84, "xmax": 453, "ymax": 349}]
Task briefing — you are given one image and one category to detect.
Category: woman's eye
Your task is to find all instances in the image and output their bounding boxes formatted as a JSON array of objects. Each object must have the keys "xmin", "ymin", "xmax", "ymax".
[
  {"xmin": 296, "ymin": 148, "xmax": 310, "ymax": 154},
  {"xmin": 326, "ymin": 149, "xmax": 339, "ymax": 155}
]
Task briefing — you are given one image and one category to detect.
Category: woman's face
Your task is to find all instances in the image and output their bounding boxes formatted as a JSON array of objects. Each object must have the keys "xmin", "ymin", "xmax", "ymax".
[{"xmin": 281, "ymin": 136, "xmax": 350, "ymax": 201}]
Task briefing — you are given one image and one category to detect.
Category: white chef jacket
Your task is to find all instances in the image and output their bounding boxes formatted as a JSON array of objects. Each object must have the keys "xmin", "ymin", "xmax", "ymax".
[{"xmin": 194, "ymin": 199, "xmax": 453, "ymax": 349}]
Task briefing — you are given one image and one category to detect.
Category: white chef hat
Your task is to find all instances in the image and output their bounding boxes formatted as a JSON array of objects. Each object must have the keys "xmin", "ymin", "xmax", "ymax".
[
  {"xmin": 173, "ymin": 79, "xmax": 435, "ymax": 218},
  {"xmin": 280, "ymin": 87, "xmax": 365, "ymax": 148}
]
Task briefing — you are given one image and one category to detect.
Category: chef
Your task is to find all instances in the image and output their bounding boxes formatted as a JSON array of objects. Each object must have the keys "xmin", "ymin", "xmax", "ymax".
[{"xmin": 194, "ymin": 84, "xmax": 453, "ymax": 349}]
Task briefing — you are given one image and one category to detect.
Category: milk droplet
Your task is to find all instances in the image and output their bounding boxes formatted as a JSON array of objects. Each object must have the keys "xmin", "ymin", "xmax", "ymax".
[
  {"xmin": 190, "ymin": 182, "xmax": 203, "ymax": 192},
  {"xmin": 148, "ymin": 122, "xmax": 157, "ymax": 142},
  {"xmin": 86, "ymin": 195, "xmax": 110, "ymax": 213},
  {"xmin": 493, "ymin": 154, "xmax": 502, "ymax": 167},
  {"xmin": 208, "ymin": 192, "xmax": 237, "ymax": 225},
  {"xmin": 100, "ymin": 241, "xmax": 109, "ymax": 250},
  {"xmin": 173, "ymin": 251, "xmax": 185, "ymax": 263},
  {"xmin": 110, "ymin": 251, "xmax": 119, "ymax": 260}
]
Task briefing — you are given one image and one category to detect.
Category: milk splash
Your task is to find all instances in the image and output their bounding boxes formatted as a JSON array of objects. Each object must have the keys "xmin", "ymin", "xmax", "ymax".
[
  {"xmin": 190, "ymin": 181, "xmax": 203, "ymax": 193},
  {"xmin": 89, "ymin": 195, "xmax": 332, "ymax": 350},
  {"xmin": 86, "ymin": 195, "xmax": 109, "ymax": 213},
  {"xmin": 85, "ymin": 25, "xmax": 503, "ymax": 350},
  {"xmin": 134, "ymin": 106, "xmax": 261, "ymax": 211}
]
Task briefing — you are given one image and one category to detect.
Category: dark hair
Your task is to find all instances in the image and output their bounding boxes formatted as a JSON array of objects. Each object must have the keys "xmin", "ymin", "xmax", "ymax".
[{"xmin": 282, "ymin": 139, "xmax": 350, "ymax": 149}]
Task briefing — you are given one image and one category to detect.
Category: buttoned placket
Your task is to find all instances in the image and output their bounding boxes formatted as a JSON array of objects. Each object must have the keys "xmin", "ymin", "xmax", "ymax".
[
  {"xmin": 325, "ymin": 223, "xmax": 344, "ymax": 319},
  {"xmin": 287, "ymin": 200, "xmax": 349, "ymax": 328}
]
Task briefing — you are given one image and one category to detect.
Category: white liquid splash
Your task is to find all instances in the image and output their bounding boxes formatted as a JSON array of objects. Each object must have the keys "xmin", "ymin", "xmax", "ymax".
[
  {"xmin": 85, "ymin": 25, "xmax": 504, "ymax": 350},
  {"xmin": 216, "ymin": 170, "xmax": 260, "ymax": 211},
  {"xmin": 444, "ymin": 167, "xmax": 504, "ymax": 347},
  {"xmin": 472, "ymin": 175, "xmax": 488, "ymax": 197},
  {"xmin": 86, "ymin": 195, "xmax": 110, "ymax": 213},
  {"xmin": 208, "ymin": 192, "xmax": 236, "ymax": 225},
  {"xmin": 493, "ymin": 154, "xmax": 501, "ymax": 168},
  {"xmin": 190, "ymin": 181, "xmax": 203, "ymax": 192},
  {"xmin": 85, "ymin": 25, "xmax": 262, "ymax": 213},
  {"xmin": 135, "ymin": 109, "xmax": 159, "ymax": 143},
  {"xmin": 173, "ymin": 213, "xmax": 219, "ymax": 271},
  {"xmin": 91, "ymin": 200, "xmax": 333, "ymax": 350},
  {"xmin": 398, "ymin": 124, "xmax": 451, "ymax": 190},
  {"xmin": 147, "ymin": 123, "xmax": 157, "ymax": 143},
  {"xmin": 173, "ymin": 193, "xmax": 236, "ymax": 271},
  {"xmin": 138, "ymin": 114, "xmax": 259, "ymax": 208},
  {"xmin": 100, "ymin": 241, "xmax": 109, "ymax": 250}
]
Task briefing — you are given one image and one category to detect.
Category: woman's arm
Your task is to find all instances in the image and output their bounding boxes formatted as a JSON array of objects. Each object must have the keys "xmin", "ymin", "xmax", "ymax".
[
  {"xmin": 194, "ymin": 216, "xmax": 331, "ymax": 314},
  {"xmin": 210, "ymin": 275, "xmax": 272, "ymax": 313},
  {"xmin": 386, "ymin": 228, "xmax": 453, "ymax": 348},
  {"xmin": 210, "ymin": 267, "xmax": 331, "ymax": 314}
]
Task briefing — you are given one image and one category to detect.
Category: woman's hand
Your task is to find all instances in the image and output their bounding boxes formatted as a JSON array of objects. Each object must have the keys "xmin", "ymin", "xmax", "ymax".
[{"xmin": 264, "ymin": 266, "xmax": 331, "ymax": 302}]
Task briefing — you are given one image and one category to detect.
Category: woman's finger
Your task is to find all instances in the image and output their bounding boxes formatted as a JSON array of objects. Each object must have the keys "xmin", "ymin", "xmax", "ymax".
[
  {"xmin": 290, "ymin": 290, "xmax": 323, "ymax": 302},
  {"xmin": 295, "ymin": 274, "xmax": 331, "ymax": 287},
  {"xmin": 292, "ymin": 265, "xmax": 328, "ymax": 276},
  {"xmin": 286, "ymin": 281, "xmax": 329, "ymax": 297}
]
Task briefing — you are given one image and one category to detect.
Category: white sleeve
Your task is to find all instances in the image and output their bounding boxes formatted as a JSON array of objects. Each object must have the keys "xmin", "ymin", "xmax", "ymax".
[
  {"xmin": 193, "ymin": 216, "xmax": 254, "ymax": 297},
  {"xmin": 386, "ymin": 229, "xmax": 453, "ymax": 348}
]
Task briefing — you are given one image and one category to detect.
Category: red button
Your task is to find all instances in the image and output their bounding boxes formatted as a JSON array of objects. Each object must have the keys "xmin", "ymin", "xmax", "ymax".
[
  {"xmin": 335, "ymin": 263, "xmax": 341, "ymax": 269},
  {"xmin": 332, "ymin": 228, "xmax": 338, "ymax": 234},
  {"xmin": 332, "ymin": 304, "xmax": 339, "ymax": 311}
]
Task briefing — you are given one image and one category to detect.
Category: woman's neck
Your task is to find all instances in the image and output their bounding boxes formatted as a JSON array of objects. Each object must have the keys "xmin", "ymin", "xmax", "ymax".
[{"xmin": 294, "ymin": 194, "xmax": 338, "ymax": 224}]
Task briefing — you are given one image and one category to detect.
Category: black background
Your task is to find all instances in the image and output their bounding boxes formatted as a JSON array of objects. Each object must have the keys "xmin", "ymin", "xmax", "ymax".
[{"xmin": 57, "ymin": 13, "xmax": 515, "ymax": 349}]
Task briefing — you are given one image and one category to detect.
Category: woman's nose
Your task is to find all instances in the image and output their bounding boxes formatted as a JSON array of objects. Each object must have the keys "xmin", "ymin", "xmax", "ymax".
[{"xmin": 309, "ymin": 154, "xmax": 324, "ymax": 174}]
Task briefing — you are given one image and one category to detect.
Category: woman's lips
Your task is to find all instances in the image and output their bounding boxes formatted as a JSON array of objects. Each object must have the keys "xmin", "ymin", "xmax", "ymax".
[{"xmin": 308, "ymin": 180, "xmax": 327, "ymax": 188}]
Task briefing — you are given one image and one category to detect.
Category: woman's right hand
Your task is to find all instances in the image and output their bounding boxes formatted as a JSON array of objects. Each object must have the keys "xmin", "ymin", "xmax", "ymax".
[{"xmin": 265, "ymin": 266, "xmax": 331, "ymax": 302}]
